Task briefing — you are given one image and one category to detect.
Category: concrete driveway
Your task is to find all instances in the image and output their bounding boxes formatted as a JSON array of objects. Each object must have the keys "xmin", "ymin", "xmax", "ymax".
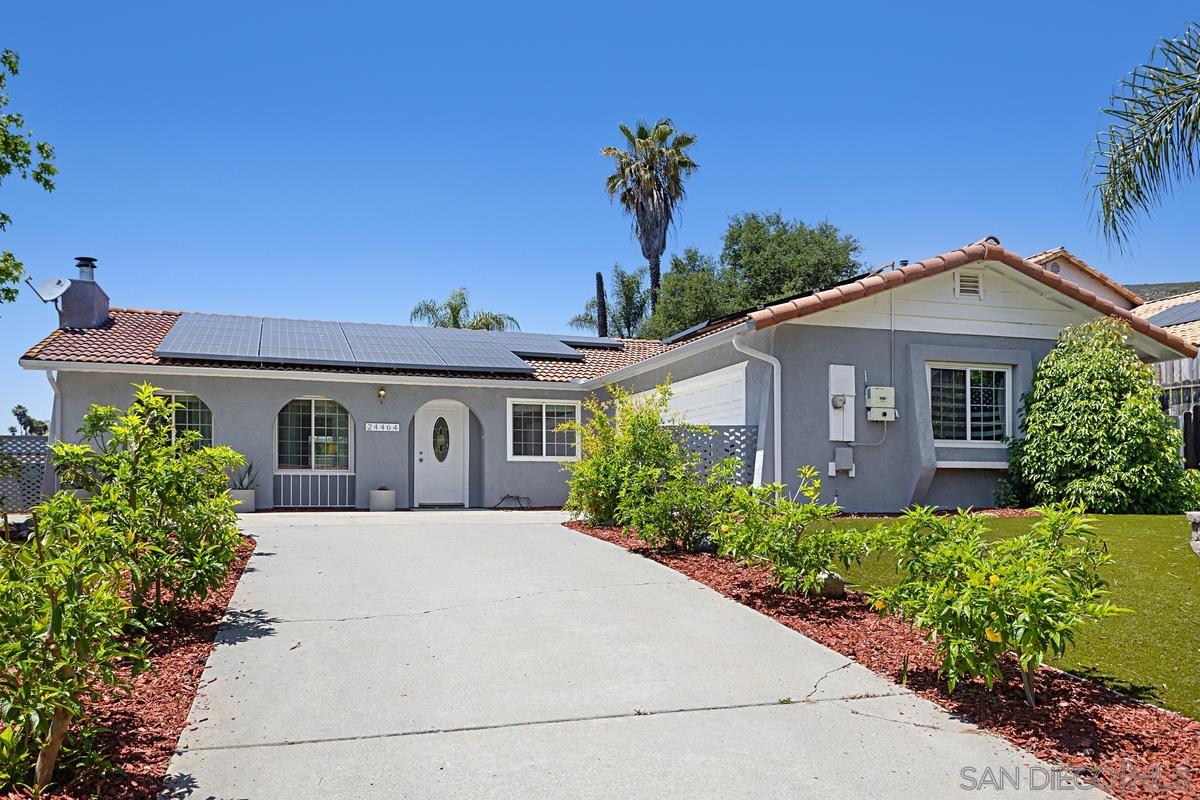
[{"xmin": 163, "ymin": 511, "xmax": 1075, "ymax": 799}]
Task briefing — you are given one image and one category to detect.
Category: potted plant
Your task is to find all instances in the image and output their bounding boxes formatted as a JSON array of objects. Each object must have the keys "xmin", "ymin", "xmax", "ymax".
[
  {"xmin": 369, "ymin": 484, "xmax": 396, "ymax": 512},
  {"xmin": 229, "ymin": 462, "xmax": 258, "ymax": 513}
]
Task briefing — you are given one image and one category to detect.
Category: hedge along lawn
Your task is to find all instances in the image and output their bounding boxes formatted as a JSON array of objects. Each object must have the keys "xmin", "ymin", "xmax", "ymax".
[{"xmin": 830, "ymin": 514, "xmax": 1200, "ymax": 720}]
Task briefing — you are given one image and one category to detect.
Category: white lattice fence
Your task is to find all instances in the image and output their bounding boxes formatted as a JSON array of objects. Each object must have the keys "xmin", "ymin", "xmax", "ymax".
[
  {"xmin": 1, "ymin": 436, "xmax": 50, "ymax": 513},
  {"xmin": 672, "ymin": 425, "xmax": 757, "ymax": 485}
]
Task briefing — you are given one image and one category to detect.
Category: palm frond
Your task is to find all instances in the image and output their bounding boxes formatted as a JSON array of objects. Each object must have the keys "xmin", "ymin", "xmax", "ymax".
[{"xmin": 1092, "ymin": 23, "xmax": 1200, "ymax": 247}]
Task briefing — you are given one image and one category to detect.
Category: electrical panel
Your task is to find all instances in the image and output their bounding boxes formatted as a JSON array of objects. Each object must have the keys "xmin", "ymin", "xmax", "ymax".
[
  {"xmin": 828, "ymin": 364, "xmax": 856, "ymax": 442},
  {"xmin": 868, "ymin": 408, "xmax": 898, "ymax": 422},
  {"xmin": 865, "ymin": 386, "xmax": 895, "ymax": 409}
]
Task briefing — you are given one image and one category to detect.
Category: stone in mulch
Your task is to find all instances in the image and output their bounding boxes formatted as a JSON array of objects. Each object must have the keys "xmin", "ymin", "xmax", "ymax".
[
  {"xmin": 566, "ymin": 521, "xmax": 1200, "ymax": 800},
  {"xmin": 1, "ymin": 535, "xmax": 256, "ymax": 800}
]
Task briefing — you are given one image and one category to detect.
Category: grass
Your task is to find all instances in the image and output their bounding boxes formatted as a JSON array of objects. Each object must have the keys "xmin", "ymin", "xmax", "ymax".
[{"xmin": 829, "ymin": 514, "xmax": 1200, "ymax": 720}]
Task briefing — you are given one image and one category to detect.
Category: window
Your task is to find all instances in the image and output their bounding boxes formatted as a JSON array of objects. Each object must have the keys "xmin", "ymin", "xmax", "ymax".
[
  {"xmin": 928, "ymin": 365, "xmax": 1009, "ymax": 445},
  {"xmin": 161, "ymin": 393, "xmax": 213, "ymax": 447},
  {"xmin": 507, "ymin": 399, "xmax": 580, "ymax": 461},
  {"xmin": 276, "ymin": 398, "xmax": 352, "ymax": 471}
]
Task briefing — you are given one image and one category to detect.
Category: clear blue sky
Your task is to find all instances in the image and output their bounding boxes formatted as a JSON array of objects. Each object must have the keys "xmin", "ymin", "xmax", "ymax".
[{"xmin": 3, "ymin": 1, "xmax": 1198, "ymax": 426}]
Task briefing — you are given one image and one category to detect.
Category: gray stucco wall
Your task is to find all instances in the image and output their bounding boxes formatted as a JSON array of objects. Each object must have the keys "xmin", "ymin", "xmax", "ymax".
[{"xmin": 53, "ymin": 371, "xmax": 584, "ymax": 509}]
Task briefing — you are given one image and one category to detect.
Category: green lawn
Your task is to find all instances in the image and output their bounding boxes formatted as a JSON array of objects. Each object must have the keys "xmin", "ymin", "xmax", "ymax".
[{"xmin": 829, "ymin": 514, "xmax": 1200, "ymax": 720}]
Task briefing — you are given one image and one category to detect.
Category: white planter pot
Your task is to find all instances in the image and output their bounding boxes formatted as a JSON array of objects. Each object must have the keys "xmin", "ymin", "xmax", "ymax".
[
  {"xmin": 230, "ymin": 488, "xmax": 257, "ymax": 513},
  {"xmin": 369, "ymin": 489, "xmax": 396, "ymax": 512}
]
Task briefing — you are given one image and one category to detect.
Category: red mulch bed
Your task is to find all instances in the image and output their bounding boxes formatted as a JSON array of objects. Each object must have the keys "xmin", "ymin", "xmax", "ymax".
[
  {"xmin": 2, "ymin": 535, "xmax": 256, "ymax": 800},
  {"xmin": 566, "ymin": 521, "xmax": 1200, "ymax": 800}
]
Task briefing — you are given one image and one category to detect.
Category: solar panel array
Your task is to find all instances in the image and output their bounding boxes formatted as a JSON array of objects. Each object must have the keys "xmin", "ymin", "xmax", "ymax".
[
  {"xmin": 555, "ymin": 334, "xmax": 622, "ymax": 349},
  {"xmin": 153, "ymin": 313, "xmax": 616, "ymax": 373},
  {"xmin": 1147, "ymin": 300, "xmax": 1200, "ymax": 329}
]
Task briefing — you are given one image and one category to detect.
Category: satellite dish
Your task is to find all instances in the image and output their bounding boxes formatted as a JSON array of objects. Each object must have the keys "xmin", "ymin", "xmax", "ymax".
[{"xmin": 26, "ymin": 276, "xmax": 71, "ymax": 303}]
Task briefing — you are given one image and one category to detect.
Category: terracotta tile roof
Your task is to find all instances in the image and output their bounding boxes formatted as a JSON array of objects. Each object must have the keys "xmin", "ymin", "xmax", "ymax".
[
  {"xmin": 1131, "ymin": 289, "xmax": 1200, "ymax": 346},
  {"xmin": 1026, "ymin": 246, "xmax": 1143, "ymax": 305},
  {"xmin": 21, "ymin": 308, "xmax": 670, "ymax": 384},
  {"xmin": 746, "ymin": 239, "xmax": 1197, "ymax": 358}
]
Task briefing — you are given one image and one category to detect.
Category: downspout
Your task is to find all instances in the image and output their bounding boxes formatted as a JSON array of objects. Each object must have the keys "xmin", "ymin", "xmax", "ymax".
[
  {"xmin": 43, "ymin": 370, "xmax": 61, "ymax": 495},
  {"xmin": 733, "ymin": 329, "xmax": 781, "ymax": 486}
]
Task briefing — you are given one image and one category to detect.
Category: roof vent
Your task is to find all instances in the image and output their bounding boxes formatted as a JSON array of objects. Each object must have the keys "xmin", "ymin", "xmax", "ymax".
[
  {"xmin": 955, "ymin": 271, "xmax": 984, "ymax": 300},
  {"xmin": 1047, "ymin": 261, "xmax": 1061, "ymax": 275}
]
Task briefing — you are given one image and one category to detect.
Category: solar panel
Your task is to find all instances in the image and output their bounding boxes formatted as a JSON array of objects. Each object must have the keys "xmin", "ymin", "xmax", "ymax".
[
  {"xmin": 259, "ymin": 317, "xmax": 357, "ymax": 366},
  {"xmin": 555, "ymin": 334, "xmax": 623, "ymax": 349},
  {"xmin": 341, "ymin": 322, "xmax": 446, "ymax": 369},
  {"xmin": 1147, "ymin": 300, "xmax": 1200, "ymax": 328},
  {"xmin": 155, "ymin": 313, "xmax": 263, "ymax": 361},
  {"xmin": 415, "ymin": 327, "xmax": 533, "ymax": 373},
  {"xmin": 487, "ymin": 331, "xmax": 583, "ymax": 360}
]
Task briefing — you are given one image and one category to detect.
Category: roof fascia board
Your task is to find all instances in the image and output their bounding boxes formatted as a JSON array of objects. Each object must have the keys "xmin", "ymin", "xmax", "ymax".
[{"xmin": 18, "ymin": 359, "xmax": 587, "ymax": 392}]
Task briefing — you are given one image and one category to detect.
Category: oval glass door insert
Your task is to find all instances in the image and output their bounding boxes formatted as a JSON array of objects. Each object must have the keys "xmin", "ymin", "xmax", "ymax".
[{"xmin": 432, "ymin": 416, "xmax": 450, "ymax": 462}]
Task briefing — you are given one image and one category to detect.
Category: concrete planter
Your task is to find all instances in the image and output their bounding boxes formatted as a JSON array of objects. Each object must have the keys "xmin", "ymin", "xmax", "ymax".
[
  {"xmin": 230, "ymin": 488, "xmax": 257, "ymax": 513},
  {"xmin": 369, "ymin": 489, "xmax": 396, "ymax": 512}
]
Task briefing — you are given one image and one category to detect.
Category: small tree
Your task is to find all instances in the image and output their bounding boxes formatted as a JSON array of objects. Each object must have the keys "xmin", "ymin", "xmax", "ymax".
[{"xmin": 1003, "ymin": 317, "xmax": 1200, "ymax": 513}]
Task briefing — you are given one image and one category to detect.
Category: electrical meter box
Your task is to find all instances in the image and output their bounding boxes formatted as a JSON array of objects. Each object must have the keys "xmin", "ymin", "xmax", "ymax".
[
  {"xmin": 867, "ymin": 407, "xmax": 899, "ymax": 422},
  {"xmin": 865, "ymin": 386, "xmax": 895, "ymax": 408}
]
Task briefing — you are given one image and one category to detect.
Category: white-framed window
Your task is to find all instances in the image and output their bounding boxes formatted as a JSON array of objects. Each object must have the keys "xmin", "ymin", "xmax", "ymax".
[
  {"xmin": 506, "ymin": 399, "xmax": 580, "ymax": 461},
  {"xmin": 158, "ymin": 392, "xmax": 213, "ymax": 447},
  {"xmin": 927, "ymin": 363, "xmax": 1011, "ymax": 447},
  {"xmin": 275, "ymin": 397, "xmax": 354, "ymax": 472}
]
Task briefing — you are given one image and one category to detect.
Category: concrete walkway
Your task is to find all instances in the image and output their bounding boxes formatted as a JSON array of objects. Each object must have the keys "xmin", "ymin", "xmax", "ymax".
[{"xmin": 163, "ymin": 511, "xmax": 1074, "ymax": 798}]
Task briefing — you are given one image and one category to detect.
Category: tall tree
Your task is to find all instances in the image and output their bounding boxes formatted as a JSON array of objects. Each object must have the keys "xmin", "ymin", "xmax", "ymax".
[
  {"xmin": 11, "ymin": 404, "xmax": 47, "ymax": 436},
  {"xmin": 594, "ymin": 271, "xmax": 608, "ymax": 337},
  {"xmin": 640, "ymin": 248, "xmax": 739, "ymax": 340},
  {"xmin": 409, "ymin": 288, "xmax": 519, "ymax": 331},
  {"xmin": 722, "ymin": 212, "xmax": 862, "ymax": 306},
  {"xmin": 0, "ymin": 50, "xmax": 57, "ymax": 306},
  {"xmin": 569, "ymin": 264, "xmax": 649, "ymax": 338},
  {"xmin": 1092, "ymin": 24, "xmax": 1200, "ymax": 247},
  {"xmin": 602, "ymin": 118, "xmax": 698, "ymax": 310}
]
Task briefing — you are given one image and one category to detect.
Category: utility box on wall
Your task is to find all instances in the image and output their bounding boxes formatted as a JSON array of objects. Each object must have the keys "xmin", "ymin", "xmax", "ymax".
[
  {"xmin": 865, "ymin": 384, "xmax": 899, "ymax": 423},
  {"xmin": 828, "ymin": 364, "xmax": 856, "ymax": 442}
]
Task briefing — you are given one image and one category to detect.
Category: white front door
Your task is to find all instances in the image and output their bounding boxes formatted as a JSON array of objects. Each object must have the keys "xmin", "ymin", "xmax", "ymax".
[{"xmin": 414, "ymin": 402, "xmax": 468, "ymax": 506}]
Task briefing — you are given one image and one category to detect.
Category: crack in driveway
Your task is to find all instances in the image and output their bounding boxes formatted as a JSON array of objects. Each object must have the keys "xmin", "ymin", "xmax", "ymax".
[{"xmin": 177, "ymin": 691, "xmax": 904, "ymax": 754}]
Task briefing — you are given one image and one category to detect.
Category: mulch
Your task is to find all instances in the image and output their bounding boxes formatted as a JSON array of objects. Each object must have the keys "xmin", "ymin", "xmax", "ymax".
[
  {"xmin": 566, "ymin": 521, "xmax": 1200, "ymax": 800},
  {"xmin": 2, "ymin": 535, "xmax": 256, "ymax": 800}
]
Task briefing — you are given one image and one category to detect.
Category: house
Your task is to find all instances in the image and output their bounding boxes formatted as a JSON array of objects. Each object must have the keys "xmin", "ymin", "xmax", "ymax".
[{"xmin": 20, "ymin": 237, "xmax": 1194, "ymax": 513}]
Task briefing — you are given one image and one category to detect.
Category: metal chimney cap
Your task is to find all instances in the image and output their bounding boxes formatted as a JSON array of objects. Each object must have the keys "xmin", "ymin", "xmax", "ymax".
[{"xmin": 74, "ymin": 256, "xmax": 98, "ymax": 266}]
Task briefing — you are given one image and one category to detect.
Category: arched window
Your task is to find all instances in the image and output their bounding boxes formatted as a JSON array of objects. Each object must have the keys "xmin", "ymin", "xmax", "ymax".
[
  {"xmin": 277, "ymin": 398, "xmax": 352, "ymax": 471},
  {"xmin": 162, "ymin": 393, "xmax": 213, "ymax": 447}
]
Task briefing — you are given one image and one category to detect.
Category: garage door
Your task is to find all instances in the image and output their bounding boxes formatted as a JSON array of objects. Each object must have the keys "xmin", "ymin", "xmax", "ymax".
[{"xmin": 645, "ymin": 362, "xmax": 746, "ymax": 425}]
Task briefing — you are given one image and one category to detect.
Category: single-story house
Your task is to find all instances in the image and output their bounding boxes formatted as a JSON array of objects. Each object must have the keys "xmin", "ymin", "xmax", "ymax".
[{"xmin": 20, "ymin": 238, "xmax": 1195, "ymax": 513}]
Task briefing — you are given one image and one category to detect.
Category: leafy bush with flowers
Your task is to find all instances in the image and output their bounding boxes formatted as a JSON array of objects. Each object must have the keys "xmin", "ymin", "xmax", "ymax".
[
  {"xmin": 869, "ymin": 504, "xmax": 1120, "ymax": 705},
  {"xmin": 619, "ymin": 456, "xmax": 742, "ymax": 550}
]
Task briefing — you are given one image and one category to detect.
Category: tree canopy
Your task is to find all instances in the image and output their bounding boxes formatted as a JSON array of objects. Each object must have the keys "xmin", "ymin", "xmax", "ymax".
[
  {"xmin": 570, "ymin": 264, "xmax": 649, "ymax": 338},
  {"xmin": 409, "ymin": 288, "xmax": 519, "ymax": 331},
  {"xmin": 639, "ymin": 248, "xmax": 738, "ymax": 340},
  {"xmin": 0, "ymin": 49, "xmax": 57, "ymax": 306}
]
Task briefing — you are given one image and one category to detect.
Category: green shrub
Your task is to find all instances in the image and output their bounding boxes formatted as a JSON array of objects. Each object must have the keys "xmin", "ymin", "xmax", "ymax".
[
  {"xmin": 0, "ymin": 493, "xmax": 146, "ymax": 791},
  {"xmin": 51, "ymin": 384, "xmax": 245, "ymax": 623},
  {"xmin": 871, "ymin": 504, "xmax": 1120, "ymax": 705},
  {"xmin": 562, "ymin": 383, "xmax": 700, "ymax": 526},
  {"xmin": 712, "ymin": 466, "xmax": 863, "ymax": 595},
  {"xmin": 1002, "ymin": 317, "xmax": 1200, "ymax": 513},
  {"xmin": 620, "ymin": 457, "xmax": 742, "ymax": 550}
]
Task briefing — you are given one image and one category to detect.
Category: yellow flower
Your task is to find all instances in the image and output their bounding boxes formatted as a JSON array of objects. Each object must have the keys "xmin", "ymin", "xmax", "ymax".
[
  {"xmin": 872, "ymin": 600, "xmax": 886, "ymax": 611},
  {"xmin": 985, "ymin": 628, "xmax": 1003, "ymax": 643},
  {"xmin": 988, "ymin": 574, "xmax": 1000, "ymax": 587}
]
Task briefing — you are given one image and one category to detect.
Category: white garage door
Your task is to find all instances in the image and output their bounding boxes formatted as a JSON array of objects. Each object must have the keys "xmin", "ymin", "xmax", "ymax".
[{"xmin": 644, "ymin": 362, "xmax": 747, "ymax": 425}]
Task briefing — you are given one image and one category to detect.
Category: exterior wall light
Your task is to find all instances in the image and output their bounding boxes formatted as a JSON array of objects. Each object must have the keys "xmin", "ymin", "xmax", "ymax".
[{"xmin": 378, "ymin": 387, "xmax": 387, "ymax": 404}]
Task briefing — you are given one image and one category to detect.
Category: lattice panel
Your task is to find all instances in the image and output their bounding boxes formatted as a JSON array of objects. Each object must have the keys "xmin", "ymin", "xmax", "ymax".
[
  {"xmin": 672, "ymin": 425, "xmax": 758, "ymax": 485},
  {"xmin": 0, "ymin": 436, "xmax": 49, "ymax": 513}
]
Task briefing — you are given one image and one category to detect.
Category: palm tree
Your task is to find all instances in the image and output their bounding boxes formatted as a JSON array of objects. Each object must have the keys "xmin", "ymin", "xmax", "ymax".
[
  {"xmin": 410, "ymin": 288, "xmax": 519, "ymax": 331},
  {"xmin": 602, "ymin": 118, "xmax": 698, "ymax": 309},
  {"xmin": 569, "ymin": 264, "xmax": 649, "ymax": 338},
  {"xmin": 1092, "ymin": 24, "xmax": 1200, "ymax": 247}
]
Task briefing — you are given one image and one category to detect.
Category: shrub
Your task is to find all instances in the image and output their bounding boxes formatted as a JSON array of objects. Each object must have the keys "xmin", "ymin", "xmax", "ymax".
[
  {"xmin": 1002, "ymin": 317, "xmax": 1200, "ymax": 513},
  {"xmin": 712, "ymin": 466, "xmax": 864, "ymax": 596},
  {"xmin": 0, "ymin": 493, "xmax": 146, "ymax": 790},
  {"xmin": 51, "ymin": 384, "xmax": 245, "ymax": 623},
  {"xmin": 620, "ymin": 457, "xmax": 742, "ymax": 550},
  {"xmin": 562, "ymin": 383, "xmax": 699, "ymax": 526},
  {"xmin": 871, "ymin": 504, "xmax": 1120, "ymax": 705}
]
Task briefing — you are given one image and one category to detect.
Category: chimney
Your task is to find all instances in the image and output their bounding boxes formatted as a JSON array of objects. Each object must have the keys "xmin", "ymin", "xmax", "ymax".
[{"xmin": 58, "ymin": 256, "xmax": 110, "ymax": 329}]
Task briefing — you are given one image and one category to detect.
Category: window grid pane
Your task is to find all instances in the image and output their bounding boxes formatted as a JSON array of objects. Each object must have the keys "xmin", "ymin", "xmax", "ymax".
[
  {"xmin": 543, "ymin": 404, "xmax": 577, "ymax": 458},
  {"xmin": 930, "ymin": 368, "xmax": 967, "ymax": 440},
  {"xmin": 171, "ymin": 394, "xmax": 213, "ymax": 447},
  {"xmin": 277, "ymin": 399, "xmax": 312, "ymax": 470},
  {"xmin": 311, "ymin": 399, "xmax": 350, "ymax": 470},
  {"xmin": 970, "ymin": 369, "xmax": 1007, "ymax": 441},
  {"xmin": 512, "ymin": 403, "xmax": 544, "ymax": 457}
]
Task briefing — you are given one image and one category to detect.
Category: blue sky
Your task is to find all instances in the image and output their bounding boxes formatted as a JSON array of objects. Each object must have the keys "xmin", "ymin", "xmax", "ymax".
[{"xmin": 2, "ymin": 1, "xmax": 1198, "ymax": 426}]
